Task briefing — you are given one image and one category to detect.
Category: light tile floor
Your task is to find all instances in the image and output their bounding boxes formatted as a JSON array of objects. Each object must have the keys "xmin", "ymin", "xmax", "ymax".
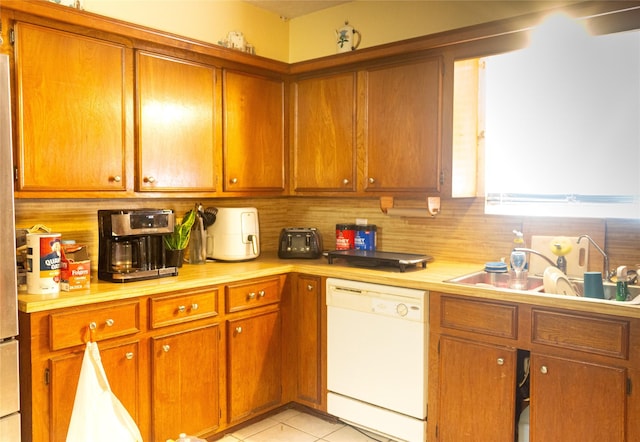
[{"xmin": 216, "ymin": 408, "xmax": 398, "ymax": 442}]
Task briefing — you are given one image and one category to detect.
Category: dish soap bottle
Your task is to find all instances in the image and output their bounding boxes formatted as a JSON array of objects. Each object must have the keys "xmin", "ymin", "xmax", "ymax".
[
  {"xmin": 616, "ymin": 266, "xmax": 629, "ymax": 301},
  {"xmin": 511, "ymin": 230, "xmax": 527, "ymax": 269}
]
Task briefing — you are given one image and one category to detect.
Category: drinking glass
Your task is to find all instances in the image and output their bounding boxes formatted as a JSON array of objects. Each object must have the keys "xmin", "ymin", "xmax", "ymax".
[{"xmin": 510, "ymin": 250, "xmax": 527, "ymax": 289}]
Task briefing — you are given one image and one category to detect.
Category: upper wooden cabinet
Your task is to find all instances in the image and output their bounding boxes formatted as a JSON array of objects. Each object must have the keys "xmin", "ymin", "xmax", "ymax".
[
  {"xmin": 136, "ymin": 51, "xmax": 219, "ymax": 192},
  {"xmin": 222, "ymin": 70, "xmax": 286, "ymax": 193},
  {"xmin": 13, "ymin": 22, "xmax": 131, "ymax": 194},
  {"xmin": 291, "ymin": 72, "xmax": 357, "ymax": 193},
  {"xmin": 290, "ymin": 57, "xmax": 443, "ymax": 196},
  {"xmin": 363, "ymin": 57, "xmax": 443, "ymax": 194}
]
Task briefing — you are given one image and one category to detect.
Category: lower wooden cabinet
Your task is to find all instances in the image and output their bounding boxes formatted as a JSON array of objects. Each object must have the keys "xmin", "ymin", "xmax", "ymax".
[
  {"xmin": 293, "ymin": 274, "xmax": 325, "ymax": 410},
  {"xmin": 48, "ymin": 340, "xmax": 141, "ymax": 442},
  {"xmin": 430, "ymin": 292, "xmax": 640, "ymax": 442},
  {"xmin": 151, "ymin": 325, "xmax": 220, "ymax": 441},
  {"xmin": 436, "ymin": 336, "xmax": 516, "ymax": 441},
  {"xmin": 530, "ymin": 353, "xmax": 627, "ymax": 441},
  {"xmin": 226, "ymin": 309, "xmax": 282, "ymax": 425}
]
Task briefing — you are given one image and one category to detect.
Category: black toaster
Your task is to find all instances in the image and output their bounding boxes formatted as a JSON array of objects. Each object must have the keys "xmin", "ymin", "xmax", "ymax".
[{"xmin": 278, "ymin": 228, "xmax": 323, "ymax": 259}]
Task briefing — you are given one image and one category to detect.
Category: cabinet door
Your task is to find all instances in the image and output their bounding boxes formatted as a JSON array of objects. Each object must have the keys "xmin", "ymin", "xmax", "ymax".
[
  {"xmin": 226, "ymin": 309, "xmax": 281, "ymax": 424},
  {"xmin": 49, "ymin": 341, "xmax": 141, "ymax": 442},
  {"xmin": 295, "ymin": 275, "xmax": 325, "ymax": 409},
  {"xmin": 137, "ymin": 52, "xmax": 218, "ymax": 191},
  {"xmin": 151, "ymin": 325, "xmax": 220, "ymax": 441},
  {"xmin": 14, "ymin": 22, "xmax": 129, "ymax": 192},
  {"xmin": 292, "ymin": 73, "xmax": 356, "ymax": 192},
  {"xmin": 223, "ymin": 70, "xmax": 285, "ymax": 192},
  {"xmin": 364, "ymin": 57, "xmax": 442, "ymax": 193},
  {"xmin": 530, "ymin": 353, "xmax": 626, "ymax": 441},
  {"xmin": 437, "ymin": 336, "xmax": 516, "ymax": 442}
]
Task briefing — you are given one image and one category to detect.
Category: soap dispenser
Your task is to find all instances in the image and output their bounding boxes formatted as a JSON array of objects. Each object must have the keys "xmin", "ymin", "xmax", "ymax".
[
  {"xmin": 511, "ymin": 230, "xmax": 527, "ymax": 270},
  {"xmin": 616, "ymin": 266, "xmax": 630, "ymax": 301}
]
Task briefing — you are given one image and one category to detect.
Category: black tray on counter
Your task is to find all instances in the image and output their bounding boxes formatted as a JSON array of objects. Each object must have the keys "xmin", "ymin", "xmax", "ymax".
[{"xmin": 325, "ymin": 250, "xmax": 432, "ymax": 272}]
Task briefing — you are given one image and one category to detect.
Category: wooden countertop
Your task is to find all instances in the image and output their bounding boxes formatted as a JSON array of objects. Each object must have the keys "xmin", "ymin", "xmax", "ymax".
[{"xmin": 18, "ymin": 252, "xmax": 640, "ymax": 318}]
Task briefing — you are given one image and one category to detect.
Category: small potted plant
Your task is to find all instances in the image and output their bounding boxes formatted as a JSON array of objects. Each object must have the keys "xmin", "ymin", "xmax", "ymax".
[{"xmin": 163, "ymin": 208, "xmax": 196, "ymax": 268}]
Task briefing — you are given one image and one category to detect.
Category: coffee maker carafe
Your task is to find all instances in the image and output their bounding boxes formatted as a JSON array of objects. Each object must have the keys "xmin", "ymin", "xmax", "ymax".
[{"xmin": 98, "ymin": 209, "xmax": 176, "ymax": 282}]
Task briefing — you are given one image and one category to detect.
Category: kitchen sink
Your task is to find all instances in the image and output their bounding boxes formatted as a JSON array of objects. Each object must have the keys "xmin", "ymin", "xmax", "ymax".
[
  {"xmin": 446, "ymin": 271, "xmax": 640, "ymax": 305},
  {"xmin": 445, "ymin": 271, "xmax": 544, "ymax": 291},
  {"xmin": 571, "ymin": 279, "xmax": 640, "ymax": 303}
]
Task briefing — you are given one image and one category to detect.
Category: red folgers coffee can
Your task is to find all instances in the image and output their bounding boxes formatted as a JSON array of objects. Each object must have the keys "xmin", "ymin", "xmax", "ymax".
[
  {"xmin": 335, "ymin": 224, "xmax": 355, "ymax": 250},
  {"xmin": 354, "ymin": 225, "xmax": 377, "ymax": 251}
]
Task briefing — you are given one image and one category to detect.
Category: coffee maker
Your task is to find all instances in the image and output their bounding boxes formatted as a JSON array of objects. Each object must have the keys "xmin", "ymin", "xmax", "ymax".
[{"xmin": 98, "ymin": 209, "xmax": 176, "ymax": 282}]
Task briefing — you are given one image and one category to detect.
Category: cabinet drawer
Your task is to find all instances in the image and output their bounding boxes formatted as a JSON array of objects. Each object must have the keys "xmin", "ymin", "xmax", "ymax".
[
  {"xmin": 226, "ymin": 276, "xmax": 282, "ymax": 313},
  {"xmin": 440, "ymin": 296, "xmax": 518, "ymax": 339},
  {"xmin": 150, "ymin": 288, "xmax": 219, "ymax": 329},
  {"xmin": 50, "ymin": 302, "xmax": 140, "ymax": 350},
  {"xmin": 531, "ymin": 309, "xmax": 629, "ymax": 359}
]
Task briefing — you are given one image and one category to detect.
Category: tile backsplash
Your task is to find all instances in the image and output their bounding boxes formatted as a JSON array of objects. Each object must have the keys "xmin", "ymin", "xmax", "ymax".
[{"xmin": 14, "ymin": 197, "xmax": 640, "ymax": 272}]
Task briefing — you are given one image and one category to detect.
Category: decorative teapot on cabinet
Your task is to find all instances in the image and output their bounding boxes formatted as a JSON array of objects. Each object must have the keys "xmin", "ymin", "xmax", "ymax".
[{"xmin": 336, "ymin": 21, "xmax": 361, "ymax": 53}]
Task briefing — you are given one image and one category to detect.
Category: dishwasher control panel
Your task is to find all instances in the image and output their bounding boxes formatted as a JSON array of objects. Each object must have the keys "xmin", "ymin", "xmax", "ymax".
[{"xmin": 326, "ymin": 278, "xmax": 427, "ymax": 322}]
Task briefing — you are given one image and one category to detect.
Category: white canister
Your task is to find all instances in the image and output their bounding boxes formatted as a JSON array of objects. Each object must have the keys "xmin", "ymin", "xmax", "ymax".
[{"xmin": 26, "ymin": 233, "xmax": 62, "ymax": 295}]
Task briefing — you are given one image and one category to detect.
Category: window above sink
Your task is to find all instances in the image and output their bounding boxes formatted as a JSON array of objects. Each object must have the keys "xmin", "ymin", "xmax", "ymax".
[{"xmin": 453, "ymin": 13, "xmax": 640, "ymax": 219}]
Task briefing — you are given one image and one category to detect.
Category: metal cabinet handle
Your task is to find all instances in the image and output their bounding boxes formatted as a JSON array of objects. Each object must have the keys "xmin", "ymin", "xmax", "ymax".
[
  {"xmin": 497, "ymin": 358, "xmax": 504, "ymax": 366},
  {"xmin": 162, "ymin": 344, "xmax": 170, "ymax": 353},
  {"xmin": 235, "ymin": 326, "xmax": 243, "ymax": 334},
  {"xmin": 247, "ymin": 292, "xmax": 256, "ymax": 300},
  {"xmin": 191, "ymin": 303, "xmax": 199, "ymax": 310},
  {"xmin": 342, "ymin": 178, "xmax": 349, "ymax": 185},
  {"xmin": 89, "ymin": 321, "xmax": 97, "ymax": 330},
  {"xmin": 368, "ymin": 177, "xmax": 376, "ymax": 184},
  {"xmin": 144, "ymin": 176, "xmax": 156, "ymax": 183},
  {"xmin": 258, "ymin": 290, "xmax": 265, "ymax": 298},
  {"xmin": 125, "ymin": 352, "xmax": 134, "ymax": 360},
  {"xmin": 307, "ymin": 284, "xmax": 314, "ymax": 291},
  {"xmin": 230, "ymin": 178, "xmax": 238, "ymax": 184},
  {"xmin": 178, "ymin": 305, "xmax": 186, "ymax": 313},
  {"xmin": 540, "ymin": 365, "xmax": 548, "ymax": 374},
  {"xmin": 112, "ymin": 175, "xmax": 122, "ymax": 183},
  {"xmin": 105, "ymin": 319, "xmax": 114, "ymax": 327}
]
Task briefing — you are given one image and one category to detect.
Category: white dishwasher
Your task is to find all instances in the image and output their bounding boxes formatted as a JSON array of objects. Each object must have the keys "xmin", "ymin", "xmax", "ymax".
[{"xmin": 326, "ymin": 278, "xmax": 428, "ymax": 442}]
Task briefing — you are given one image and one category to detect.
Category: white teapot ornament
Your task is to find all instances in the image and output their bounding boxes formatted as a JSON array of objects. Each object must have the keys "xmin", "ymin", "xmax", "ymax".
[{"xmin": 336, "ymin": 21, "xmax": 361, "ymax": 53}]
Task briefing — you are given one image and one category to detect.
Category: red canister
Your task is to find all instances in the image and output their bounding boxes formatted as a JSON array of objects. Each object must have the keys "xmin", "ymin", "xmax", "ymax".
[{"xmin": 335, "ymin": 224, "xmax": 355, "ymax": 250}]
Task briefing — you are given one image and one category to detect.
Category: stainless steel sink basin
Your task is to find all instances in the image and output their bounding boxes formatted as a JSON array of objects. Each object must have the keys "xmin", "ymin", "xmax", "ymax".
[
  {"xmin": 446, "ymin": 270, "xmax": 640, "ymax": 305},
  {"xmin": 445, "ymin": 271, "xmax": 544, "ymax": 292},
  {"xmin": 571, "ymin": 279, "xmax": 640, "ymax": 303}
]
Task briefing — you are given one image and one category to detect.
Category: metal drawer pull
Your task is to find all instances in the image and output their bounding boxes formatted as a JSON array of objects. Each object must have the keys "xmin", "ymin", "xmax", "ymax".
[
  {"xmin": 89, "ymin": 321, "xmax": 97, "ymax": 330},
  {"xmin": 162, "ymin": 344, "xmax": 170, "ymax": 353},
  {"xmin": 540, "ymin": 365, "xmax": 548, "ymax": 374},
  {"xmin": 342, "ymin": 178, "xmax": 349, "ymax": 185},
  {"xmin": 258, "ymin": 290, "xmax": 265, "ymax": 297},
  {"xmin": 248, "ymin": 292, "xmax": 256, "ymax": 300},
  {"xmin": 125, "ymin": 352, "xmax": 134, "ymax": 360},
  {"xmin": 497, "ymin": 358, "xmax": 504, "ymax": 366},
  {"xmin": 191, "ymin": 303, "xmax": 199, "ymax": 310},
  {"xmin": 112, "ymin": 175, "xmax": 122, "ymax": 183},
  {"xmin": 307, "ymin": 284, "xmax": 314, "ymax": 291},
  {"xmin": 105, "ymin": 319, "xmax": 114, "ymax": 327},
  {"xmin": 235, "ymin": 326, "xmax": 243, "ymax": 334},
  {"xmin": 178, "ymin": 305, "xmax": 186, "ymax": 313}
]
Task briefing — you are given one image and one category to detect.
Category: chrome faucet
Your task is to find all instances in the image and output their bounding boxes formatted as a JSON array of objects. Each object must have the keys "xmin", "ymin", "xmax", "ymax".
[
  {"xmin": 577, "ymin": 235, "xmax": 612, "ymax": 281},
  {"xmin": 513, "ymin": 248, "xmax": 558, "ymax": 269}
]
